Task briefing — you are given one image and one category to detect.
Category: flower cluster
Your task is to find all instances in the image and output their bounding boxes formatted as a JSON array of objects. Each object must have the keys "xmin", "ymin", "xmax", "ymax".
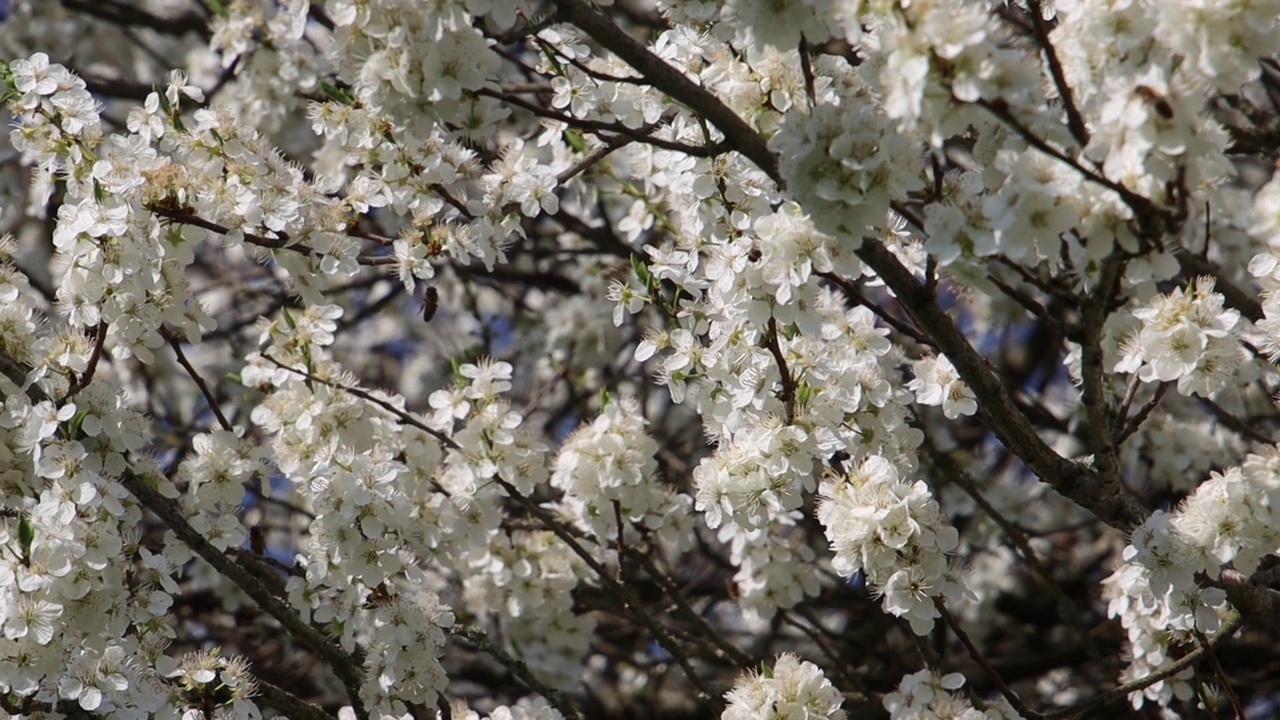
[
  {"xmin": 883, "ymin": 669, "xmax": 1022, "ymax": 720},
  {"xmin": 552, "ymin": 396, "xmax": 692, "ymax": 551},
  {"xmin": 6, "ymin": 0, "xmax": 1280, "ymax": 715},
  {"xmin": 1100, "ymin": 561, "xmax": 1203, "ymax": 710},
  {"xmin": 6, "ymin": 57, "xmax": 216, "ymax": 363},
  {"xmin": 451, "ymin": 696, "xmax": 566, "ymax": 720},
  {"xmin": 1103, "ymin": 449, "xmax": 1280, "ymax": 708},
  {"xmin": 1113, "ymin": 277, "xmax": 1242, "ymax": 397},
  {"xmin": 718, "ymin": 520, "xmax": 824, "ymax": 624},
  {"xmin": 908, "ymin": 355, "xmax": 978, "ymax": 420},
  {"xmin": 771, "ymin": 87, "xmax": 925, "ymax": 240},
  {"xmin": 166, "ymin": 649, "xmax": 261, "ymax": 720},
  {"xmin": 817, "ymin": 456, "xmax": 965, "ymax": 635},
  {"xmin": 0, "ymin": 351, "xmax": 160, "ymax": 714},
  {"xmin": 461, "ymin": 530, "xmax": 594, "ymax": 689},
  {"xmin": 6, "ymin": 52, "xmax": 103, "ymax": 206},
  {"xmin": 721, "ymin": 653, "xmax": 847, "ymax": 720}
]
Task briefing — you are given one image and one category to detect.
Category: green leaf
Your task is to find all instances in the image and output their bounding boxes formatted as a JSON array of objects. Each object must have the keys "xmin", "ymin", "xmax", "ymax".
[
  {"xmin": 281, "ymin": 307, "xmax": 297, "ymax": 330},
  {"xmin": 67, "ymin": 410, "xmax": 88, "ymax": 438},
  {"xmin": 795, "ymin": 381, "xmax": 812, "ymax": 408},
  {"xmin": 564, "ymin": 129, "xmax": 587, "ymax": 154},
  {"xmin": 630, "ymin": 254, "xmax": 652, "ymax": 286},
  {"xmin": 0, "ymin": 58, "xmax": 16, "ymax": 98},
  {"xmin": 154, "ymin": 84, "xmax": 172, "ymax": 114},
  {"xmin": 319, "ymin": 80, "xmax": 356, "ymax": 106},
  {"xmin": 598, "ymin": 387, "xmax": 612, "ymax": 410},
  {"xmin": 18, "ymin": 514, "xmax": 34, "ymax": 558}
]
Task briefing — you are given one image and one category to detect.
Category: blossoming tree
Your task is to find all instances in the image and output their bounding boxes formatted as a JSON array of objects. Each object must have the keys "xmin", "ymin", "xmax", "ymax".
[{"xmin": 2, "ymin": 0, "xmax": 1280, "ymax": 718}]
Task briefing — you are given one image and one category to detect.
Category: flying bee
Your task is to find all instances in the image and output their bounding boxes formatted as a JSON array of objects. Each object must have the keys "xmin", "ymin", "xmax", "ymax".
[
  {"xmin": 249, "ymin": 525, "xmax": 265, "ymax": 556},
  {"xmin": 422, "ymin": 286, "xmax": 439, "ymax": 323},
  {"xmin": 1132, "ymin": 85, "xmax": 1174, "ymax": 120}
]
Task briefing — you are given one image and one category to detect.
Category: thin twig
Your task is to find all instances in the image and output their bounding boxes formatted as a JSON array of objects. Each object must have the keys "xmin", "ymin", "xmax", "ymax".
[
  {"xmin": 1193, "ymin": 627, "xmax": 1246, "ymax": 720},
  {"xmin": 816, "ymin": 271, "xmax": 935, "ymax": 348},
  {"xmin": 67, "ymin": 322, "xmax": 108, "ymax": 397},
  {"xmin": 1115, "ymin": 372, "xmax": 1143, "ymax": 424},
  {"xmin": 549, "ymin": 0, "xmax": 782, "ymax": 187},
  {"xmin": 555, "ymin": 125, "xmax": 653, "ymax": 185},
  {"xmin": 1114, "ymin": 382, "xmax": 1169, "ymax": 444},
  {"xmin": 625, "ymin": 541, "xmax": 754, "ymax": 667},
  {"xmin": 117, "ymin": 468, "xmax": 369, "ymax": 720},
  {"xmin": 167, "ymin": 333, "xmax": 233, "ymax": 432},
  {"xmin": 253, "ymin": 678, "xmax": 338, "ymax": 720},
  {"xmin": 935, "ymin": 599, "xmax": 1040, "ymax": 720},
  {"xmin": 928, "ymin": 444, "xmax": 1107, "ymax": 669},
  {"xmin": 259, "ymin": 352, "xmax": 459, "ymax": 451},
  {"xmin": 986, "ymin": 272, "xmax": 1066, "ymax": 337},
  {"xmin": 495, "ymin": 478, "xmax": 718, "ymax": 703},
  {"xmin": 1043, "ymin": 611, "xmax": 1243, "ymax": 720},
  {"xmin": 451, "ymin": 624, "xmax": 584, "ymax": 720},
  {"xmin": 1022, "ymin": 0, "xmax": 1088, "ymax": 147},
  {"xmin": 475, "ymin": 87, "xmax": 733, "ymax": 158},
  {"xmin": 762, "ymin": 317, "xmax": 797, "ymax": 424},
  {"xmin": 1198, "ymin": 396, "xmax": 1275, "ymax": 445}
]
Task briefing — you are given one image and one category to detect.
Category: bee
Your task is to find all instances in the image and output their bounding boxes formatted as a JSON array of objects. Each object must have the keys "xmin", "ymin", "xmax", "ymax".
[
  {"xmin": 1132, "ymin": 85, "xmax": 1174, "ymax": 120},
  {"xmin": 364, "ymin": 582, "xmax": 393, "ymax": 609},
  {"xmin": 422, "ymin": 286, "xmax": 439, "ymax": 323}
]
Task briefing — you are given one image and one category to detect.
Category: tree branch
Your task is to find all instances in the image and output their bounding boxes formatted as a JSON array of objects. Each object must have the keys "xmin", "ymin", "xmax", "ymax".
[
  {"xmin": 1043, "ymin": 610, "xmax": 1243, "ymax": 720},
  {"xmin": 549, "ymin": 0, "xmax": 783, "ymax": 187},
  {"xmin": 853, "ymin": 241, "xmax": 1150, "ymax": 533},
  {"xmin": 117, "ymin": 469, "xmax": 370, "ymax": 720},
  {"xmin": 451, "ymin": 624, "xmax": 585, "ymax": 720}
]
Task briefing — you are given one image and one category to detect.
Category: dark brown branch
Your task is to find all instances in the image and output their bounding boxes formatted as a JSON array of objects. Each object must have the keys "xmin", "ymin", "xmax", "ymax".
[
  {"xmin": 549, "ymin": 0, "xmax": 783, "ymax": 187},
  {"xmin": 1023, "ymin": 0, "xmax": 1089, "ymax": 147},
  {"xmin": 1078, "ymin": 254, "xmax": 1125, "ymax": 503},
  {"xmin": 474, "ymin": 87, "xmax": 733, "ymax": 158},
  {"xmin": 66, "ymin": 322, "xmax": 108, "ymax": 398},
  {"xmin": 1043, "ymin": 611, "xmax": 1243, "ymax": 720},
  {"xmin": 253, "ymin": 678, "xmax": 337, "ymax": 720},
  {"xmin": 60, "ymin": 0, "xmax": 211, "ymax": 39},
  {"xmin": 762, "ymin": 317, "xmax": 797, "ymax": 424},
  {"xmin": 117, "ymin": 469, "xmax": 369, "ymax": 720},
  {"xmin": 853, "ymin": 240, "xmax": 1150, "ymax": 533},
  {"xmin": 451, "ymin": 624, "xmax": 585, "ymax": 720},
  {"xmin": 936, "ymin": 599, "xmax": 1040, "ymax": 720},
  {"xmin": 167, "ymin": 332, "xmax": 233, "ymax": 432}
]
